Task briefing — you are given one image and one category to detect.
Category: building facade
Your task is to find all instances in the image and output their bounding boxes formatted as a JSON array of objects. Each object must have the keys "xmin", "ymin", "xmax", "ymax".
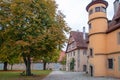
[
  {"xmin": 86, "ymin": 0, "xmax": 120, "ymax": 78},
  {"xmin": 66, "ymin": 31, "xmax": 88, "ymax": 72}
]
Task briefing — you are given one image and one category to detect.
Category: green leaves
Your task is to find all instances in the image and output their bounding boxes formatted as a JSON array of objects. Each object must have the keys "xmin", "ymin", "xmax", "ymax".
[{"xmin": 0, "ymin": 0, "xmax": 70, "ymax": 66}]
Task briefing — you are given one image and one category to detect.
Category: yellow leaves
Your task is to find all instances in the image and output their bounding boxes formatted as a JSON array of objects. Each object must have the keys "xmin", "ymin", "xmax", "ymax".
[{"xmin": 16, "ymin": 40, "xmax": 30, "ymax": 47}]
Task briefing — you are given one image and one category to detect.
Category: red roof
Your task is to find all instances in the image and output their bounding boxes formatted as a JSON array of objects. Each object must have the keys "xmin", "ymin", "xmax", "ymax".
[
  {"xmin": 66, "ymin": 31, "xmax": 88, "ymax": 53},
  {"xmin": 71, "ymin": 31, "xmax": 88, "ymax": 48}
]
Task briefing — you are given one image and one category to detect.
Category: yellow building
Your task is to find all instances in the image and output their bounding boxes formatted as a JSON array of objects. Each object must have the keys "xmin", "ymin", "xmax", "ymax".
[{"xmin": 86, "ymin": 0, "xmax": 120, "ymax": 78}]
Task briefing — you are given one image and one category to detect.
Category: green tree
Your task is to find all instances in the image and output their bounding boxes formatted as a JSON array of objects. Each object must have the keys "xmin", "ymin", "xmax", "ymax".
[
  {"xmin": 70, "ymin": 58, "xmax": 75, "ymax": 71},
  {"xmin": 0, "ymin": 0, "xmax": 70, "ymax": 76},
  {"xmin": 41, "ymin": 49, "xmax": 60, "ymax": 70},
  {"xmin": 60, "ymin": 55, "xmax": 66, "ymax": 65}
]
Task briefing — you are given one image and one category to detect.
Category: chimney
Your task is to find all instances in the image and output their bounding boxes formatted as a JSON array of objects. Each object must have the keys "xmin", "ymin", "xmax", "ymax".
[
  {"xmin": 114, "ymin": 0, "xmax": 120, "ymax": 14},
  {"xmin": 83, "ymin": 27, "xmax": 86, "ymax": 40},
  {"xmin": 77, "ymin": 29, "xmax": 79, "ymax": 32}
]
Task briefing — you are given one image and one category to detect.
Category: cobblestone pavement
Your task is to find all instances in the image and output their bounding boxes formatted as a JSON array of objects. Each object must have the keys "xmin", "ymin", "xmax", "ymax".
[{"xmin": 43, "ymin": 71, "xmax": 119, "ymax": 80}]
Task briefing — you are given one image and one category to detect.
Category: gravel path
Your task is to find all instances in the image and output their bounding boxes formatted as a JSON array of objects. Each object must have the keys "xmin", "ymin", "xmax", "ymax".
[{"xmin": 43, "ymin": 71, "xmax": 119, "ymax": 80}]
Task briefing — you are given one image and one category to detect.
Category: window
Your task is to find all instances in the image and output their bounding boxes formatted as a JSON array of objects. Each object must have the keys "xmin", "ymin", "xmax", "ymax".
[
  {"xmin": 101, "ymin": 7, "xmax": 106, "ymax": 13},
  {"xmin": 117, "ymin": 32, "xmax": 120, "ymax": 44},
  {"xmin": 118, "ymin": 57, "xmax": 120, "ymax": 71},
  {"xmin": 89, "ymin": 23, "xmax": 92, "ymax": 30},
  {"xmin": 67, "ymin": 53, "xmax": 69, "ymax": 57},
  {"xmin": 73, "ymin": 51, "xmax": 75, "ymax": 56},
  {"xmin": 95, "ymin": 7, "xmax": 100, "ymax": 12},
  {"xmin": 78, "ymin": 50, "xmax": 80, "ymax": 55},
  {"xmin": 78, "ymin": 60, "xmax": 80, "ymax": 68},
  {"xmin": 90, "ymin": 48, "xmax": 93, "ymax": 56},
  {"xmin": 72, "ymin": 42, "xmax": 76, "ymax": 49},
  {"xmin": 108, "ymin": 59, "xmax": 113, "ymax": 69},
  {"xmin": 83, "ymin": 49, "xmax": 87, "ymax": 55},
  {"xmin": 89, "ymin": 9, "xmax": 93, "ymax": 15}
]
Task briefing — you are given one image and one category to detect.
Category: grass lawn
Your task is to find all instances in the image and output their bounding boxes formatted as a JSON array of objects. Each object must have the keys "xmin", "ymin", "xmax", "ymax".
[{"xmin": 0, "ymin": 70, "xmax": 51, "ymax": 80}]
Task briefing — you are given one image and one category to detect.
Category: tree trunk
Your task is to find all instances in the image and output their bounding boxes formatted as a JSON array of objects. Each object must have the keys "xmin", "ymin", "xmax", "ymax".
[
  {"xmin": 26, "ymin": 55, "xmax": 32, "ymax": 76},
  {"xmin": 3, "ymin": 62, "xmax": 8, "ymax": 71},
  {"xmin": 43, "ymin": 62, "xmax": 46, "ymax": 70},
  {"xmin": 23, "ymin": 54, "xmax": 32, "ymax": 76},
  {"xmin": 11, "ymin": 64, "xmax": 13, "ymax": 70}
]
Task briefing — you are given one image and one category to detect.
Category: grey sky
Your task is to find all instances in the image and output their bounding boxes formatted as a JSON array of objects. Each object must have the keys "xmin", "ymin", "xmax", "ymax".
[{"xmin": 55, "ymin": 0, "xmax": 115, "ymax": 32}]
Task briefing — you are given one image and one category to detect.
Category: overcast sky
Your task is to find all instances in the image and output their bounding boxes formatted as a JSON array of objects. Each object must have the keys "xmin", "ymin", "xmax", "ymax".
[{"xmin": 55, "ymin": 0, "xmax": 115, "ymax": 32}]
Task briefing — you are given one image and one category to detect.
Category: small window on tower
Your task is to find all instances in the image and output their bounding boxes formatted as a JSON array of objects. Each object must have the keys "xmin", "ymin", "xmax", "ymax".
[
  {"xmin": 89, "ymin": 23, "xmax": 92, "ymax": 30},
  {"xmin": 90, "ymin": 48, "xmax": 93, "ymax": 56},
  {"xmin": 89, "ymin": 9, "xmax": 93, "ymax": 15},
  {"xmin": 101, "ymin": 7, "xmax": 106, "ymax": 13},
  {"xmin": 95, "ymin": 7, "xmax": 100, "ymax": 12}
]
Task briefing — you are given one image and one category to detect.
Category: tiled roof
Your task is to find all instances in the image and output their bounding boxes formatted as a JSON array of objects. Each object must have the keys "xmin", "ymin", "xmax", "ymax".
[
  {"xmin": 70, "ymin": 31, "xmax": 88, "ymax": 49},
  {"xmin": 107, "ymin": 4, "xmax": 120, "ymax": 33}
]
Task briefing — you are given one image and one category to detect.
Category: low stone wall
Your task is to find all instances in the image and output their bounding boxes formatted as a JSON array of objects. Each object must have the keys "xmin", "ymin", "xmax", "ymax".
[
  {"xmin": 0, "ymin": 63, "xmax": 43, "ymax": 70},
  {"xmin": 0, "ymin": 63, "xmax": 64, "ymax": 70},
  {"xmin": 0, "ymin": 63, "xmax": 3, "ymax": 70}
]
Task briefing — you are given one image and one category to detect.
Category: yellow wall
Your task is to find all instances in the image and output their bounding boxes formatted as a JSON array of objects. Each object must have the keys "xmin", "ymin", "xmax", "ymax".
[
  {"xmin": 89, "ymin": 55, "xmax": 107, "ymax": 77},
  {"xmin": 107, "ymin": 54, "xmax": 120, "ymax": 78},
  {"xmin": 89, "ymin": 19, "xmax": 108, "ymax": 34},
  {"xmin": 89, "ymin": 34, "xmax": 107, "ymax": 54},
  {"xmin": 106, "ymin": 29, "xmax": 120, "ymax": 78},
  {"xmin": 107, "ymin": 29, "xmax": 120, "ymax": 53},
  {"xmin": 87, "ymin": 2, "xmax": 120, "ymax": 78}
]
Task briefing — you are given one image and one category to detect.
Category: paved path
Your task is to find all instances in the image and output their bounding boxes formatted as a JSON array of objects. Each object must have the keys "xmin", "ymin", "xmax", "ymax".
[{"xmin": 43, "ymin": 71, "xmax": 119, "ymax": 80}]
